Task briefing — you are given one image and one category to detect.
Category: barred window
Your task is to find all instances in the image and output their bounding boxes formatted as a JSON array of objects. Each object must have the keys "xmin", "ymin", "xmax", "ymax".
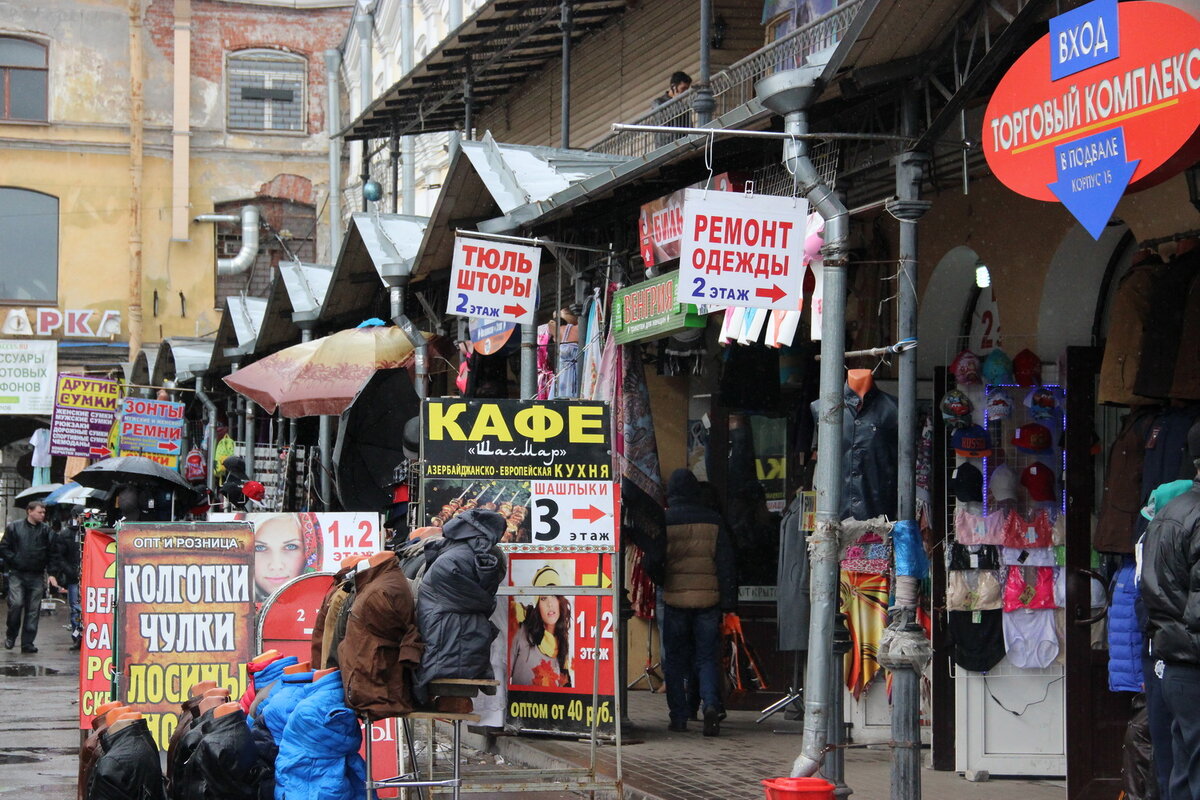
[
  {"xmin": 0, "ymin": 36, "xmax": 48, "ymax": 122},
  {"xmin": 227, "ymin": 50, "xmax": 306, "ymax": 133}
]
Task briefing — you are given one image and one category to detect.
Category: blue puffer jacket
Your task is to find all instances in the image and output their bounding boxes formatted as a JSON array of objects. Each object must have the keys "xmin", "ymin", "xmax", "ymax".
[
  {"xmin": 1108, "ymin": 559, "xmax": 1144, "ymax": 692},
  {"xmin": 262, "ymin": 671, "xmax": 316, "ymax": 743},
  {"xmin": 275, "ymin": 670, "xmax": 365, "ymax": 800}
]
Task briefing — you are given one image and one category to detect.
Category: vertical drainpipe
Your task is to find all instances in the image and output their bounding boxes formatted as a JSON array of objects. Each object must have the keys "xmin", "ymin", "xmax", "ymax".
[
  {"xmin": 448, "ymin": 0, "xmax": 462, "ymax": 157},
  {"xmin": 244, "ymin": 389, "xmax": 256, "ymax": 480},
  {"xmin": 170, "ymin": 0, "xmax": 191, "ymax": 242},
  {"xmin": 401, "ymin": 0, "xmax": 416, "ymax": 215},
  {"xmin": 389, "ymin": 123, "xmax": 400, "ymax": 213},
  {"xmin": 298, "ymin": 324, "xmax": 333, "ymax": 510},
  {"xmin": 560, "ymin": 0, "xmax": 572, "ymax": 149},
  {"xmin": 756, "ymin": 69, "xmax": 848, "ymax": 781},
  {"xmin": 357, "ymin": 10, "xmax": 374, "ymax": 213},
  {"xmin": 878, "ymin": 91, "xmax": 932, "ymax": 800},
  {"xmin": 693, "ymin": 0, "xmax": 715, "ymax": 125},
  {"xmin": 390, "ymin": 283, "xmax": 428, "ymax": 400},
  {"xmin": 194, "ymin": 378, "xmax": 218, "ymax": 493},
  {"xmin": 325, "ymin": 49, "xmax": 344, "ymax": 260},
  {"xmin": 128, "ymin": 0, "xmax": 145, "ymax": 361}
]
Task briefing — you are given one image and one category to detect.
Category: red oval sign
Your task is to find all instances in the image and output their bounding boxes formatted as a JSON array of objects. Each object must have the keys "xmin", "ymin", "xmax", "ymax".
[{"xmin": 984, "ymin": 2, "xmax": 1200, "ymax": 201}]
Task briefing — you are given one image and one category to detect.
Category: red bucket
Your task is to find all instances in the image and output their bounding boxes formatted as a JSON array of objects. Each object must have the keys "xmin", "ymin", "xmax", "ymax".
[{"xmin": 762, "ymin": 777, "xmax": 836, "ymax": 800}]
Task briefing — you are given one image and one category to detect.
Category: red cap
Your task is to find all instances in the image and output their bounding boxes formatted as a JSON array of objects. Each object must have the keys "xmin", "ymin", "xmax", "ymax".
[
  {"xmin": 242, "ymin": 480, "xmax": 265, "ymax": 501},
  {"xmin": 1020, "ymin": 462, "xmax": 1056, "ymax": 502},
  {"xmin": 1013, "ymin": 349, "xmax": 1042, "ymax": 386},
  {"xmin": 1012, "ymin": 423, "xmax": 1053, "ymax": 454}
]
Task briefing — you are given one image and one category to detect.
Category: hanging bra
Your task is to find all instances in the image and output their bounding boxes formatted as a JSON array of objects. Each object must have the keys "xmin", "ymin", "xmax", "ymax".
[
  {"xmin": 1002, "ymin": 565, "xmax": 1057, "ymax": 612},
  {"xmin": 955, "ymin": 508, "xmax": 1007, "ymax": 545},
  {"xmin": 1001, "ymin": 546, "xmax": 1057, "ymax": 567},
  {"xmin": 1003, "ymin": 608, "xmax": 1059, "ymax": 669},
  {"xmin": 949, "ymin": 543, "xmax": 1001, "ymax": 571},
  {"xmin": 947, "ymin": 570, "xmax": 1004, "ymax": 611},
  {"xmin": 1003, "ymin": 510, "xmax": 1055, "ymax": 550}
]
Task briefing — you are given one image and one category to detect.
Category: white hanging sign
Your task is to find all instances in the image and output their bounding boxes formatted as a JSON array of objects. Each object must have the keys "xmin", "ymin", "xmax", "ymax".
[
  {"xmin": 448, "ymin": 236, "xmax": 541, "ymax": 326},
  {"xmin": 675, "ymin": 189, "xmax": 808, "ymax": 311}
]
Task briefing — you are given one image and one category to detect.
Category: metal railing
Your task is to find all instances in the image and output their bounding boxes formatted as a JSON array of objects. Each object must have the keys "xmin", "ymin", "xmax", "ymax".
[{"xmin": 589, "ymin": 0, "xmax": 865, "ymax": 158}]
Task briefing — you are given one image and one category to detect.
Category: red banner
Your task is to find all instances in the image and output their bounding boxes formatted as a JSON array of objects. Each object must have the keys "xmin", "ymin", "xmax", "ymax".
[{"xmin": 79, "ymin": 530, "xmax": 117, "ymax": 729}]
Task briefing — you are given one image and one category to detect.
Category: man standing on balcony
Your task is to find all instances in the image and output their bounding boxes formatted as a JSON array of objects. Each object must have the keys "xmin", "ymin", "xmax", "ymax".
[
  {"xmin": 652, "ymin": 71, "xmax": 693, "ymax": 146},
  {"xmin": 653, "ymin": 71, "xmax": 692, "ymax": 108}
]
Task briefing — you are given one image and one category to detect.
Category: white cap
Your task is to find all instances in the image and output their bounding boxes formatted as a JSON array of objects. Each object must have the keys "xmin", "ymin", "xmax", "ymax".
[{"xmin": 990, "ymin": 464, "xmax": 1018, "ymax": 502}]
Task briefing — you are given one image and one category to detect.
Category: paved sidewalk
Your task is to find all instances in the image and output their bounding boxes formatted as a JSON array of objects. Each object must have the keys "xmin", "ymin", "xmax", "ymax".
[{"xmin": 475, "ymin": 690, "xmax": 1068, "ymax": 800}]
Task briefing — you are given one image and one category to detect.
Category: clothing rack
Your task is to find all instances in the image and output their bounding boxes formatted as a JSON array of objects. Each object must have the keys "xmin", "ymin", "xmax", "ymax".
[{"xmin": 1136, "ymin": 227, "xmax": 1200, "ymax": 250}]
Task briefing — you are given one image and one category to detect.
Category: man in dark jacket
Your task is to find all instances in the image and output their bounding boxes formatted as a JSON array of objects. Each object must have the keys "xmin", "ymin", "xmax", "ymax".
[
  {"xmin": 2, "ymin": 500, "xmax": 60, "ymax": 652},
  {"xmin": 1140, "ymin": 465, "xmax": 1200, "ymax": 800},
  {"xmin": 52, "ymin": 520, "xmax": 83, "ymax": 649},
  {"xmin": 661, "ymin": 468, "xmax": 737, "ymax": 736}
]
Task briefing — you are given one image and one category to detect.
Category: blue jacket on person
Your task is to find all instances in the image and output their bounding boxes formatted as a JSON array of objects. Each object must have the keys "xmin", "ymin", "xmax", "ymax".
[
  {"xmin": 1108, "ymin": 558, "xmax": 1144, "ymax": 692},
  {"xmin": 262, "ymin": 671, "xmax": 316, "ymax": 743},
  {"xmin": 275, "ymin": 669, "xmax": 365, "ymax": 800}
]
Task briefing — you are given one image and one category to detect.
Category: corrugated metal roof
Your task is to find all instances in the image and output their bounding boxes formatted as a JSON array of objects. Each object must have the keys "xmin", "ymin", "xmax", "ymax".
[
  {"xmin": 152, "ymin": 338, "xmax": 216, "ymax": 385},
  {"xmin": 279, "ymin": 262, "xmax": 333, "ymax": 320}
]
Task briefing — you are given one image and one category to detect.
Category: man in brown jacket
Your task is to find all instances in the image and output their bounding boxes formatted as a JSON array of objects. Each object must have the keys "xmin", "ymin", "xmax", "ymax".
[{"xmin": 660, "ymin": 468, "xmax": 738, "ymax": 736}]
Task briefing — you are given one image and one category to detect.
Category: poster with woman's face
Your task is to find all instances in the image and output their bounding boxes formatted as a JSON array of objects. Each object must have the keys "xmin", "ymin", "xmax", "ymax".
[
  {"xmin": 209, "ymin": 512, "xmax": 382, "ymax": 603},
  {"xmin": 508, "ymin": 557, "xmax": 576, "ymax": 690}
]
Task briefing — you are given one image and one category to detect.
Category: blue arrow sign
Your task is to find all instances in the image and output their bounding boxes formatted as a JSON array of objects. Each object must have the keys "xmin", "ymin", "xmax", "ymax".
[{"xmin": 1048, "ymin": 127, "xmax": 1139, "ymax": 240}]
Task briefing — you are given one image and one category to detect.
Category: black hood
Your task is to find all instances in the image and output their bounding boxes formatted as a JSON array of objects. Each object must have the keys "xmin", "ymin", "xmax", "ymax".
[
  {"xmin": 223, "ymin": 456, "xmax": 247, "ymax": 480},
  {"xmin": 441, "ymin": 509, "xmax": 505, "ymax": 546},
  {"xmin": 666, "ymin": 468, "xmax": 701, "ymax": 505}
]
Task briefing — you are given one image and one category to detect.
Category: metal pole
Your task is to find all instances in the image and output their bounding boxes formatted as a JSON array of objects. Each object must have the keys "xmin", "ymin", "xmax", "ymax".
[
  {"xmin": 401, "ymin": 0, "xmax": 416, "ymax": 215},
  {"xmin": 357, "ymin": 11, "xmax": 373, "ymax": 213},
  {"xmin": 244, "ymin": 394, "xmax": 256, "ymax": 480},
  {"xmin": 879, "ymin": 89, "xmax": 932, "ymax": 800},
  {"xmin": 694, "ymin": 0, "xmax": 715, "ymax": 125},
  {"xmin": 324, "ymin": 49, "xmax": 344, "ymax": 260},
  {"xmin": 756, "ymin": 69, "xmax": 850, "ymax": 779},
  {"xmin": 520, "ymin": 322, "xmax": 536, "ymax": 399},
  {"xmin": 389, "ymin": 123, "xmax": 400, "ymax": 214},
  {"xmin": 560, "ymin": 0, "xmax": 572, "ymax": 148},
  {"xmin": 448, "ymin": 0, "xmax": 463, "ymax": 156}
]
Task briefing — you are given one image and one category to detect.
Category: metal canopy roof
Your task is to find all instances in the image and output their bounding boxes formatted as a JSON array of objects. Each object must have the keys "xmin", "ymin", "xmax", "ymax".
[
  {"xmin": 279, "ymin": 262, "xmax": 334, "ymax": 323},
  {"xmin": 342, "ymin": 0, "xmax": 629, "ymax": 142},
  {"xmin": 318, "ymin": 213, "xmax": 429, "ymax": 326},
  {"xmin": 151, "ymin": 338, "xmax": 216, "ymax": 385}
]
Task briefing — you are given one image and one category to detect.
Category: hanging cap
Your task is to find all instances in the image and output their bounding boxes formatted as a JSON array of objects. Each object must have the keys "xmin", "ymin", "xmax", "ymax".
[
  {"xmin": 940, "ymin": 389, "xmax": 973, "ymax": 429},
  {"xmin": 1024, "ymin": 386, "xmax": 1060, "ymax": 422},
  {"xmin": 1012, "ymin": 423, "xmax": 1053, "ymax": 454},
  {"xmin": 951, "ymin": 462, "xmax": 984, "ymax": 502},
  {"xmin": 950, "ymin": 350, "xmax": 982, "ymax": 385},
  {"xmin": 1013, "ymin": 349, "xmax": 1042, "ymax": 386},
  {"xmin": 985, "ymin": 389, "xmax": 1014, "ymax": 420},
  {"xmin": 989, "ymin": 464, "xmax": 1018, "ymax": 502},
  {"xmin": 981, "ymin": 349, "xmax": 1014, "ymax": 385},
  {"xmin": 1020, "ymin": 462, "xmax": 1056, "ymax": 503},
  {"xmin": 952, "ymin": 425, "xmax": 992, "ymax": 458},
  {"xmin": 241, "ymin": 480, "xmax": 265, "ymax": 501}
]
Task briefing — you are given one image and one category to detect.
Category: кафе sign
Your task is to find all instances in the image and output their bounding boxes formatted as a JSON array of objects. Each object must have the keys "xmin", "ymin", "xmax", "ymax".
[{"xmin": 983, "ymin": 0, "xmax": 1200, "ymax": 238}]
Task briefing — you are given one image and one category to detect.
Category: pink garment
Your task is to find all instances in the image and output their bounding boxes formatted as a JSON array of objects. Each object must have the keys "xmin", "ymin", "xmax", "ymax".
[
  {"xmin": 955, "ymin": 508, "xmax": 1007, "ymax": 545},
  {"xmin": 1003, "ymin": 510, "xmax": 1055, "ymax": 549},
  {"xmin": 536, "ymin": 324, "xmax": 553, "ymax": 399},
  {"xmin": 1003, "ymin": 565, "xmax": 1057, "ymax": 612}
]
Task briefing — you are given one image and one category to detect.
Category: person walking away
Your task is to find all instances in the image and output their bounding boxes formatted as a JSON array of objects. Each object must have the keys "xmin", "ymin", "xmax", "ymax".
[
  {"xmin": 1140, "ymin": 457, "xmax": 1200, "ymax": 800},
  {"xmin": 52, "ymin": 516, "xmax": 83, "ymax": 649},
  {"xmin": 660, "ymin": 468, "xmax": 738, "ymax": 735},
  {"xmin": 2, "ymin": 500, "xmax": 60, "ymax": 653}
]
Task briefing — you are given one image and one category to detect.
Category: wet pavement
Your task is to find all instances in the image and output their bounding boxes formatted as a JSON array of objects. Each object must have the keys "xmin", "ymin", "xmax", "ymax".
[{"xmin": 0, "ymin": 600, "xmax": 82, "ymax": 798}]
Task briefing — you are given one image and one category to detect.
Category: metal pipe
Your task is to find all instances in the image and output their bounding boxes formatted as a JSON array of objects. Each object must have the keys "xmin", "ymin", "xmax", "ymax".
[
  {"xmin": 389, "ymin": 125, "xmax": 400, "ymax": 214},
  {"xmin": 694, "ymin": 0, "xmax": 715, "ymax": 125},
  {"xmin": 244, "ymin": 397, "xmax": 256, "ymax": 480},
  {"xmin": 454, "ymin": 228, "xmax": 610, "ymax": 253},
  {"xmin": 128, "ymin": 0, "xmax": 145, "ymax": 362},
  {"xmin": 520, "ymin": 322, "xmax": 536, "ymax": 399},
  {"xmin": 463, "ymin": 62, "xmax": 473, "ymax": 139},
  {"xmin": 300, "ymin": 324, "xmax": 333, "ymax": 511},
  {"xmin": 776, "ymin": 100, "xmax": 850, "ymax": 779},
  {"xmin": 401, "ymin": 0, "xmax": 416, "ymax": 214},
  {"xmin": 193, "ymin": 379, "xmax": 218, "ymax": 493},
  {"xmin": 209, "ymin": 206, "xmax": 260, "ymax": 276},
  {"xmin": 389, "ymin": 283, "xmax": 428, "ymax": 400},
  {"xmin": 448, "ymin": 0, "xmax": 462, "ymax": 157},
  {"xmin": 325, "ymin": 49, "xmax": 343, "ymax": 260},
  {"xmin": 560, "ymin": 0, "xmax": 572, "ymax": 148},
  {"xmin": 358, "ymin": 10, "xmax": 373, "ymax": 213},
  {"xmin": 171, "ymin": 0, "xmax": 191, "ymax": 241},
  {"xmin": 610, "ymin": 123, "xmax": 918, "ymax": 143}
]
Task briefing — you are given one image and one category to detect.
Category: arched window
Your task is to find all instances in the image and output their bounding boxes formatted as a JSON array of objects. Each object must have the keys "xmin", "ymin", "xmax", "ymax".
[
  {"xmin": 0, "ymin": 187, "xmax": 58, "ymax": 302},
  {"xmin": 227, "ymin": 49, "xmax": 307, "ymax": 133},
  {"xmin": 0, "ymin": 36, "xmax": 48, "ymax": 122}
]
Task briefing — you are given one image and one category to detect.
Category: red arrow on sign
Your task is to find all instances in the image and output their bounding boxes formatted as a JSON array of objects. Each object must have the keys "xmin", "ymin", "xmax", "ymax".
[
  {"xmin": 572, "ymin": 505, "xmax": 608, "ymax": 523},
  {"xmin": 755, "ymin": 284, "xmax": 787, "ymax": 303},
  {"xmin": 89, "ymin": 446, "xmax": 112, "ymax": 458},
  {"xmin": 159, "ymin": 441, "xmax": 179, "ymax": 452},
  {"xmin": 503, "ymin": 303, "xmax": 527, "ymax": 318}
]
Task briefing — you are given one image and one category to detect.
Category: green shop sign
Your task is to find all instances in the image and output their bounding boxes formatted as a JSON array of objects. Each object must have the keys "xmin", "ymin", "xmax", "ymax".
[{"xmin": 612, "ymin": 271, "xmax": 706, "ymax": 345}]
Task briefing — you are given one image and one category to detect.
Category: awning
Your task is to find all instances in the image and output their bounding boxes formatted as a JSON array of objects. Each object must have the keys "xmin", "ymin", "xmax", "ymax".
[
  {"xmin": 342, "ymin": 0, "xmax": 629, "ymax": 141},
  {"xmin": 411, "ymin": 134, "xmax": 626, "ymax": 279},
  {"xmin": 279, "ymin": 262, "xmax": 333, "ymax": 324},
  {"xmin": 319, "ymin": 213, "xmax": 429, "ymax": 326},
  {"xmin": 128, "ymin": 346, "xmax": 158, "ymax": 387},
  {"xmin": 151, "ymin": 337, "xmax": 216, "ymax": 385},
  {"xmin": 210, "ymin": 295, "xmax": 267, "ymax": 370}
]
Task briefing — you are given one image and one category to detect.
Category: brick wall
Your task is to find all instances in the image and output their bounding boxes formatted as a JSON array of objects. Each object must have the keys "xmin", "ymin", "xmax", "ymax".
[{"xmin": 144, "ymin": 0, "xmax": 351, "ymax": 134}]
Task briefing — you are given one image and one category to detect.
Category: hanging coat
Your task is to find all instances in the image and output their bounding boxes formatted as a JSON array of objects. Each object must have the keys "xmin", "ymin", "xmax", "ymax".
[
  {"xmin": 87, "ymin": 719, "xmax": 166, "ymax": 800},
  {"xmin": 261, "ymin": 671, "xmax": 316, "ymax": 744},
  {"xmin": 240, "ymin": 654, "xmax": 286, "ymax": 714},
  {"xmin": 414, "ymin": 509, "xmax": 506, "ymax": 703},
  {"xmin": 166, "ymin": 694, "xmax": 205, "ymax": 795},
  {"xmin": 1108, "ymin": 559, "xmax": 1144, "ymax": 693},
  {"xmin": 193, "ymin": 708, "xmax": 264, "ymax": 800},
  {"xmin": 337, "ymin": 555, "xmax": 425, "ymax": 720},
  {"xmin": 275, "ymin": 670, "xmax": 366, "ymax": 800},
  {"xmin": 78, "ymin": 714, "xmax": 110, "ymax": 800},
  {"xmin": 310, "ymin": 564, "xmax": 356, "ymax": 667},
  {"xmin": 171, "ymin": 709, "xmax": 215, "ymax": 800}
]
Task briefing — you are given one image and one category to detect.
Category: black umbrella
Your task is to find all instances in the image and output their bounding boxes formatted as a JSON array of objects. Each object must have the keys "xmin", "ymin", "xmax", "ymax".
[
  {"xmin": 334, "ymin": 368, "xmax": 420, "ymax": 512},
  {"xmin": 73, "ymin": 456, "xmax": 197, "ymax": 501},
  {"xmin": 14, "ymin": 483, "xmax": 63, "ymax": 508}
]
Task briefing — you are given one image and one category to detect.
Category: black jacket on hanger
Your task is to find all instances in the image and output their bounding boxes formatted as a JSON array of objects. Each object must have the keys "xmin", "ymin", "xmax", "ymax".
[
  {"xmin": 86, "ymin": 719, "xmax": 165, "ymax": 800},
  {"xmin": 812, "ymin": 382, "xmax": 899, "ymax": 521},
  {"xmin": 193, "ymin": 708, "xmax": 265, "ymax": 800}
]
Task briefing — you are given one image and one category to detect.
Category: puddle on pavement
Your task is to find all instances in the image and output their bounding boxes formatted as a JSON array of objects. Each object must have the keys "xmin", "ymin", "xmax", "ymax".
[
  {"xmin": 0, "ymin": 664, "xmax": 60, "ymax": 677},
  {"xmin": 0, "ymin": 753, "xmax": 40, "ymax": 765}
]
